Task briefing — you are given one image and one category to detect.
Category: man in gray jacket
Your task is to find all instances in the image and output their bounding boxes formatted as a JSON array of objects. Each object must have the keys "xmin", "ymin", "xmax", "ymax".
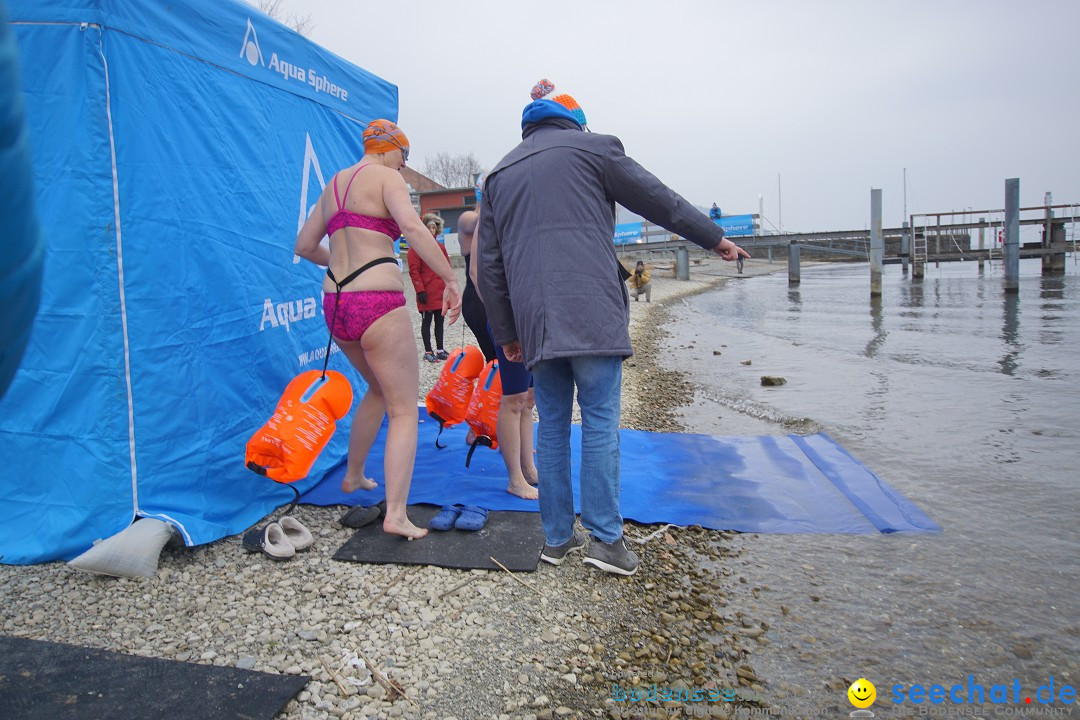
[{"xmin": 477, "ymin": 81, "xmax": 748, "ymax": 575}]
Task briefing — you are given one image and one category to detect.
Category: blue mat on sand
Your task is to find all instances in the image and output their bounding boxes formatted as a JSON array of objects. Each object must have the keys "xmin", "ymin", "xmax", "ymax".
[{"xmin": 300, "ymin": 411, "xmax": 940, "ymax": 535}]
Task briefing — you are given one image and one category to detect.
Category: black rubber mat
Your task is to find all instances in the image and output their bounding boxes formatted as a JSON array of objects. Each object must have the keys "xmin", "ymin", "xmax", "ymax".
[
  {"xmin": 332, "ymin": 505, "xmax": 545, "ymax": 571},
  {"xmin": 0, "ymin": 635, "xmax": 309, "ymax": 720}
]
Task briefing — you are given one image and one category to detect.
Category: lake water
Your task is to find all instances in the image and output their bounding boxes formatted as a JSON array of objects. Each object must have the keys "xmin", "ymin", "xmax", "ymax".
[{"xmin": 663, "ymin": 256, "xmax": 1080, "ymax": 714}]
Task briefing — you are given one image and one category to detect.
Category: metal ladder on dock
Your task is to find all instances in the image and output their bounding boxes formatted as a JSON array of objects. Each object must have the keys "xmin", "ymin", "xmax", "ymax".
[
  {"xmin": 987, "ymin": 223, "xmax": 1003, "ymax": 261},
  {"xmin": 912, "ymin": 231, "xmax": 928, "ymax": 266}
]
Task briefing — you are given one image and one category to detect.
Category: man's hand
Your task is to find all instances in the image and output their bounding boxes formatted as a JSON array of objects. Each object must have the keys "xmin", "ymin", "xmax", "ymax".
[
  {"xmin": 502, "ymin": 341, "xmax": 523, "ymax": 363},
  {"xmin": 713, "ymin": 239, "xmax": 750, "ymax": 262}
]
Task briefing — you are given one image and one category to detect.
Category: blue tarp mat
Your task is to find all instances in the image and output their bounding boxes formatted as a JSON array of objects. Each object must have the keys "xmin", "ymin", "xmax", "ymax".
[
  {"xmin": 0, "ymin": 0, "xmax": 397, "ymax": 564},
  {"xmin": 301, "ymin": 410, "xmax": 941, "ymax": 535}
]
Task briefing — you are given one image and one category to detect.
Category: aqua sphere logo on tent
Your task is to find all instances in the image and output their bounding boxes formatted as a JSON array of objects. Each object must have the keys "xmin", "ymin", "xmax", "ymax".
[
  {"xmin": 239, "ymin": 18, "xmax": 348, "ymax": 101},
  {"xmin": 240, "ymin": 19, "xmax": 265, "ymax": 66},
  {"xmin": 259, "ymin": 132, "xmax": 327, "ymax": 336}
]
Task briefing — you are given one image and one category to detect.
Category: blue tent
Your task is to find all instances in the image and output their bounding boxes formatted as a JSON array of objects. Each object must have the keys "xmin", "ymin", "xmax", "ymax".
[
  {"xmin": 0, "ymin": 0, "xmax": 44, "ymax": 400},
  {"xmin": 1, "ymin": 0, "xmax": 396, "ymax": 564}
]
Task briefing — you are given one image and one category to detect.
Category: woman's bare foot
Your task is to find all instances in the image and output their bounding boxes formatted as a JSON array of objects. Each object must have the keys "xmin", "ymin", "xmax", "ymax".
[
  {"xmin": 507, "ymin": 475, "xmax": 539, "ymax": 500},
  {"xmin": 341, "ymin": 474, "xmax": 377, "ymax": 493},
  {"xmin": 382, "ymin": 516, "xmax": 428, "ymax": 540},
  {"xmin": 522, "ymin": 465, "xmax": 539, "ymax": 487}
]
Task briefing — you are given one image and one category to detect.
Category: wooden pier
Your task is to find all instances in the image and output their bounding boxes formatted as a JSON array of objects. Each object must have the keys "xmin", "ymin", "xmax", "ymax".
[{"xmin": 615, "ymin": 182, "xmax": 1076, "ymax": 295}]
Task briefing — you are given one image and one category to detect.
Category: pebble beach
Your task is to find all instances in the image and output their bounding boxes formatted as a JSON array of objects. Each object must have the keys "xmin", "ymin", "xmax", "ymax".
[{"xmin": 1, "ymin": 253, "xmax": 798, "ymax": 720}]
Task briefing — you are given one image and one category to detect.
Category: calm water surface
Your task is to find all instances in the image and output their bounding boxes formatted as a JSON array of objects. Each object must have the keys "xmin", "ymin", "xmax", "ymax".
[{"xmin": 664, "ymin": 257, "xmax": 1080, "ymax": 714}]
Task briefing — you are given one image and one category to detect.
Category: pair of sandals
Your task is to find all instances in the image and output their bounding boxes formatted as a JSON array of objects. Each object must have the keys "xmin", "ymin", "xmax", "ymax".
[
  {"xmin": 423, "ymin": 350, "xmax": 450, "ymax": 363},
  {"xmin": 429, "ymin": 504, "xmax": 488, "ymax": 531},
  {"xmin": 242, "ymin": 516, "xmax": 313, "ymax": 560}
]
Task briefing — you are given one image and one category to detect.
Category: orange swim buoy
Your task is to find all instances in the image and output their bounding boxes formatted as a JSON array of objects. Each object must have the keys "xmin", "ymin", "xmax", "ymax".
[
  {"xmin": 425, "ymin": 345, "xmax": 485, "ymax": 448},
  {"xmin": 245, "ymin": 369, "xmax": 354, "ymax": 483},
  {"xmin": 463, "ymin": 359, "xmax": 502, "ymax": 467}
]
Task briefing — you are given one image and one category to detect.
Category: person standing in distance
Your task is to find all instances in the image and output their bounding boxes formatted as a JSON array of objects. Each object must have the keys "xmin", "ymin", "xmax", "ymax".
[{"xmin": 408, "ymin": 214, "xmax": 451, "ymax": 362}]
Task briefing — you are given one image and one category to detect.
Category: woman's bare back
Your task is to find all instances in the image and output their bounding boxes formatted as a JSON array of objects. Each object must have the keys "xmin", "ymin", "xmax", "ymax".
[{"xmin": 321, "ymin": 162, "xmax": 404, "ymax": 294}]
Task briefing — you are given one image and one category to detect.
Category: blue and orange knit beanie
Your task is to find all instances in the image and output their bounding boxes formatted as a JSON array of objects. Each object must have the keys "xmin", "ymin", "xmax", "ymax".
[{"xmin": 530, "ymin": 78, "xmax": 587, "ymax": 128}]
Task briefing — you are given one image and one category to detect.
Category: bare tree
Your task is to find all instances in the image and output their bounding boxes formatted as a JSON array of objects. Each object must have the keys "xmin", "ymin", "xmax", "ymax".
[
  {"xmin": 422, "ymin": 152, "xmax": 485, "ymax": 188},
  {"xmin": 254, "ymin": 0, "xmax": 314, "ymax": 37}
]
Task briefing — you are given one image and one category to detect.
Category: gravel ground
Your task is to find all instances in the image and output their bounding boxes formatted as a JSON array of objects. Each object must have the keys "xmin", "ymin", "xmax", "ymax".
[{"xmin": 1, "ymin": 254, "xmax": 796, "ymax": 720}]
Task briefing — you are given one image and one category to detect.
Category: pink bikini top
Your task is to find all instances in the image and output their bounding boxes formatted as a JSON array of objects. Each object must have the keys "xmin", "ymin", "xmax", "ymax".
[{"xmin": 325, "ymin": 165, "xmax": 402, "ymax": 239}]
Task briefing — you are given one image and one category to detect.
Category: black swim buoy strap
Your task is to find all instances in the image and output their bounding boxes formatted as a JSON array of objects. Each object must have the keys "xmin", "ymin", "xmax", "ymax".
[
  {"xmin": 464, "ymin": 436, "xmax": 493, "ymax": 468},
  {"xmin": 321, "ymin": 291, "xmax": 341, "ymax": 381},
  {"xmin": 429, "ymin": 411, "xmax": 448, "ymax": 449},
  {"xmin": 244, "ymin": 462, "xmax": 301, "ymax": 518},
  {"xmin": 321, "ymin": 257, "xmax": 399, "ymax": 379}
]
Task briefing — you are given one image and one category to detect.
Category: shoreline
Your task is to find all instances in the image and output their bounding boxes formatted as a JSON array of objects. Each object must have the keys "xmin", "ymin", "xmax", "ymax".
[
  {"xmin": 621, "ymin": 264, "xmax": 737, "ymax": 434},
  {"xmin": 0, "ymin": 256, "xmax": 794, "ymax": 720}
]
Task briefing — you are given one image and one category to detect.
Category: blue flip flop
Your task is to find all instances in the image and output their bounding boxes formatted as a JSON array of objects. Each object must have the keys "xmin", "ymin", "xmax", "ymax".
[
  {"xmin": 454, "ymin": 506, "xmax": 489, "ymax": 531},
  {"xmin": 429, "ymin": 504, "xmax": 464, "ymax": 531}
]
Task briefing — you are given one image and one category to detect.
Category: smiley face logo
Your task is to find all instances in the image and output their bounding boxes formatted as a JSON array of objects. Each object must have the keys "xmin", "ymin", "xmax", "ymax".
[{"xmin": 847, "ymin": 678, "xmax": 876, "ymax": 708}]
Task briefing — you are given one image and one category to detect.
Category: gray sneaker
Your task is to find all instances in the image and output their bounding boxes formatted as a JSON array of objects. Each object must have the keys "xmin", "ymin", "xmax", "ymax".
[
  {"xmin": 539, "ymin": 529, "xmax": 586, "ymax": 566},
  {"xmin": 583, "ymin": 537, "xmax": 639, "ymax": 576}
]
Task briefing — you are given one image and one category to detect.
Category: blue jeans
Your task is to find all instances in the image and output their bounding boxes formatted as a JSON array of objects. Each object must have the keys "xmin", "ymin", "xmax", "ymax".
[{"xmin": 531, "ymin": 355, "xmax": 623, "ymax": 545}]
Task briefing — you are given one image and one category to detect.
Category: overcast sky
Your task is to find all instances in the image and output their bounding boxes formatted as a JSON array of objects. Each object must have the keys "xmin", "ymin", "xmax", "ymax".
[{"xmin": 278, "ymin": 0, "xmax": 1079, "ymax": 233}]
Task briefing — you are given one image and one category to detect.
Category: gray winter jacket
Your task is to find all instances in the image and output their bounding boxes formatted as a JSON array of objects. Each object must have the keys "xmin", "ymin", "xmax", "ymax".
[{"xmin": 477, "ymin": 117, "xmax": 725, "ymax": 370}]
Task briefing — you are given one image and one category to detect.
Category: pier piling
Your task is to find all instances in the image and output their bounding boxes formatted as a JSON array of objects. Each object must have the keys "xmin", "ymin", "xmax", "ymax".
[
  {"xmin": 870, "ymin": 189, "xmax": 883, "ymax": 297},
  {"xmin": 978, "ymin": 219, "xmax": 985, "ymax": 273},
  {"xmin": 1042, "ymin": 205, "xmax": 1067, "ymax": 275},
  {"xmin": 901, "ymin": 221, "xmax": 909, "ymax": 275},
  {"xmin": 675, "ymin": 246, "xmax": 689, "ymax": 280},
  {"xmin": 1004, "ymin": 178, "xmax": 1020, "ymax": 293},
  {"xmin": 788, "ymin": 243, "xmax": 800, "ymax": 285}
]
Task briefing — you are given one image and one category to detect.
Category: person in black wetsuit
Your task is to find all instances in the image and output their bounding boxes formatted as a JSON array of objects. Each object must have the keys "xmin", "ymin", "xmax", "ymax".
[
  {"xmin": 461, "ymin": 175, "xmax": 539, "ymax": 500},
  {"xmin": 456, "ymin": 179, "xmax": 497, "ymax": 364}
]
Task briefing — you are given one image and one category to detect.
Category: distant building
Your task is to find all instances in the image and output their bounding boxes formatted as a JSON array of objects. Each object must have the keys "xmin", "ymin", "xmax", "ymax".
[
  {"xmin": 399, "ymin": 167, "xmax": 478, "ymax": 236},
  {"xmin": 417, "ymin": 185, "xmax": 479, "ymax": 236},
  {"xmin": 396, "ymin": 169, "xmax": 475, "ymax": 257},
  {"xmin": 401, "ymin": 167, "xmax": 442, "ymax": 216},
  {"xmin": 401, "ymin": 167, "xmax": 443, "ymax": 193}
]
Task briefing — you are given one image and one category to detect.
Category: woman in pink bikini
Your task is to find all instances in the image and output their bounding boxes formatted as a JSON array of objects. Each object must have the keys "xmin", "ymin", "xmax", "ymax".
[{"xmin": 295, "ymin": 119, "xmax": 462, "ymax": 540}]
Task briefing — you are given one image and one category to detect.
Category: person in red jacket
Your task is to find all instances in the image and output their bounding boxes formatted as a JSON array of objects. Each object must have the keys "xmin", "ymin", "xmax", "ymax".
[{"xmin": 408, "ymin": 214, "xmax": 451, "ymax": 362}]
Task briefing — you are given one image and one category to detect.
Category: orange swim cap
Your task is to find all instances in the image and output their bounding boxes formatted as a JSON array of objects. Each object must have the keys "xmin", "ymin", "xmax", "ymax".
[{"xmin": 362, "ymin": 119, "xmax": 410, "ymax": 159}]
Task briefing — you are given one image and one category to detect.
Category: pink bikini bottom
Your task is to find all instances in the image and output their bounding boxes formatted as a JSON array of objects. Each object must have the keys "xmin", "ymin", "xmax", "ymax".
[{"xmin": 323, "ymin": 290, "xmax": 406, "ymax": 342}]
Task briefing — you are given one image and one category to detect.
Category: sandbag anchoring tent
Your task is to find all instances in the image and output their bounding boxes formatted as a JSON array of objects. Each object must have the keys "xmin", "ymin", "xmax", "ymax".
[{"xmin": 0, "ymin": 0, "xmax": 396, "ymax": 564}]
